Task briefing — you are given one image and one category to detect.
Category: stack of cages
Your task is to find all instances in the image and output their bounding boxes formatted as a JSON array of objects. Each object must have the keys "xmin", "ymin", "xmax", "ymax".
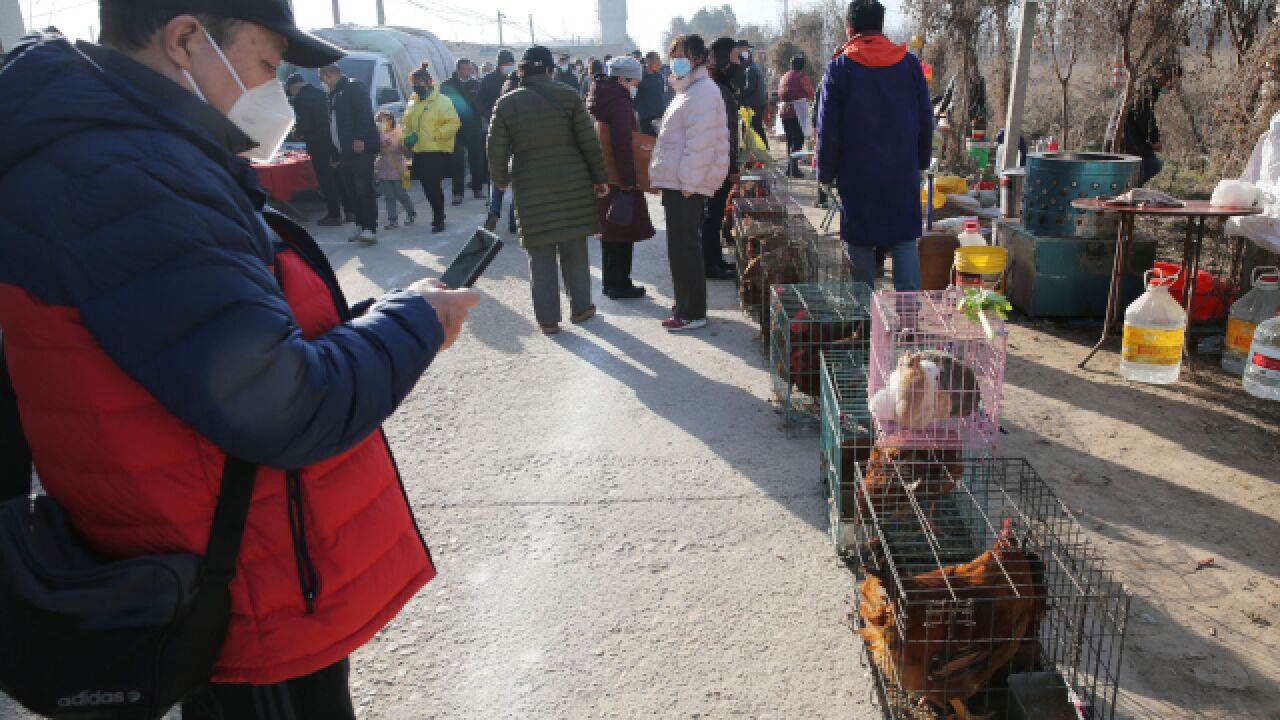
[
  {"xmin": 723, "ymin": 171, "xmax": 774, "ymax": 252},
  {"xmin": 769, "ymin": 283, "xmax": 872, "ymax": 434},
  {"xmin": 851, "ymin": 457, "xmax": 1131, "ymax": 720},
  {"xmin": 733, "ymin": 195, "xmax": 791, "ymax": 319},
  {"xmin": 822, "ymin": 289, "xmax": 1009, "ymax": 559}
]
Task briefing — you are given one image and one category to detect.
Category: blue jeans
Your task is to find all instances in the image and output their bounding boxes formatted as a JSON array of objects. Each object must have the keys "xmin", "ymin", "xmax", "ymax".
[
  {"xmin": 488, "ymin": 185, "xmax": 507, "ymax": 217},
  {"xmin": 847, "ymin": 241, "xmax": 921, "ymax": 291}
]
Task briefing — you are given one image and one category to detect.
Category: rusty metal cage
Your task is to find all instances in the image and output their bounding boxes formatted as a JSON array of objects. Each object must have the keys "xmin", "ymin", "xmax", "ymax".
[
  {"xmin": 733, "ymin": 196, "xmax": 806, "ymax": 327},
  {"xmin": 851, "ymin": 457, "xmax": 1130, "ymax": 720},
  {"xmin": 770, "ymin": 283, "xmax": 872, "ymax": 433},
  {"xmin": 868, "ymin": 289, "xmax": 1008, "ymax": 451}
]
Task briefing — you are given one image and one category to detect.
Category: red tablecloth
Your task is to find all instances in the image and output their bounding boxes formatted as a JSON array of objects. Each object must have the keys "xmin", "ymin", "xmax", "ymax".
[{"xmin": 252, "ymin": 153, "xmax": 318, "ymax": 202}]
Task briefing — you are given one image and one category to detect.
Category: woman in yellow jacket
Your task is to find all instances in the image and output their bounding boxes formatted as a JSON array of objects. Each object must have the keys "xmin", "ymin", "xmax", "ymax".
[{"xmin": 404, "ymin": 61, "xmax": 461, "ymax": 233}]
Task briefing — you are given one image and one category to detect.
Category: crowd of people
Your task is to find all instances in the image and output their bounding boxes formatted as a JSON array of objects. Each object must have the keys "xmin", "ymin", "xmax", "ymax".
[{"xmin": 0, "ymin": 0, "xmax": 938, "ymax": 716}]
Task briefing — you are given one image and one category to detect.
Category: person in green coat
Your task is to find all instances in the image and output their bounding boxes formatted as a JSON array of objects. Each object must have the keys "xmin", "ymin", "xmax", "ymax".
[{"xmin": 487, "ymin": 46, "xmax": 610, "ymax": 334}]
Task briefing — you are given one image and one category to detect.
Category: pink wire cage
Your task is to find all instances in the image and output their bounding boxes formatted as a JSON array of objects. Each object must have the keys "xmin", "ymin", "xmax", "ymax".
[{"xmin": 868, "ymin": 289, "xmax": 1008, "ymax": 451}]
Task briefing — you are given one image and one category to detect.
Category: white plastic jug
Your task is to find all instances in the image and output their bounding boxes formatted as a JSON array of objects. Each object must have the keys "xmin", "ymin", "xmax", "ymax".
[
  {"xmin": 1223, "ymin": 266, "xmax": 1280, "ymax": 375},
  {"xmin": 1243, "ymin": 312, "xmax": 1280, "ymax": 400},
  {"xmin": 957, "ymin": 218, "xmax": 986, "ymax": 247},
  {"xmin": 1120, "ymin": 270, "xmax": 1187, "ymax": 384}
]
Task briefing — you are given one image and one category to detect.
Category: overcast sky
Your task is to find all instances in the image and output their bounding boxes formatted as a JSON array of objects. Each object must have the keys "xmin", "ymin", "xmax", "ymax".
[{"xmin": 23, "ymin": 0, "xmax": 904, "ymax": 57}]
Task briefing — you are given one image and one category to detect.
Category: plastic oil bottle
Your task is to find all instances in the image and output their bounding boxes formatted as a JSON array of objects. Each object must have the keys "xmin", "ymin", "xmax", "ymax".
[
  {"xmin": 957, "ymin": 218, "xmax": 986, "ymax": 247},
  {"xmin": 1222, "ymin": 267, "xmax": 1280, "ymax": 375},
  {"xmin": 1120, "ymin": 270, "xmax": 1187, "ymax": 384},
  {"xmin": 1243, "ymin": 311, "xmax": 1280, "ymax": 400}
]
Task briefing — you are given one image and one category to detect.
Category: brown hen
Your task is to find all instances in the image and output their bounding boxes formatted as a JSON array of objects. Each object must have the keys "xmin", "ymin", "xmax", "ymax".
[{"xmin": 858, "ymin": 528, "xmax": 1047, "ymax": 720}]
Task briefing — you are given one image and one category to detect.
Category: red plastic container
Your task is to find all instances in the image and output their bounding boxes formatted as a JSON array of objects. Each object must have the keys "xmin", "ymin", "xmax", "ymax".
[{"xmin": 1152, "ymin": 261, "xmax": 1232, "ymax": 322}]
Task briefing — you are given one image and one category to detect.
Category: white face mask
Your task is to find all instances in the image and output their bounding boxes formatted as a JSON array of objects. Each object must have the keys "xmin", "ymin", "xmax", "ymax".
[
  {"xmin": 501, "ymin": 64, "xmax": 515, "ymax": 75},
  {"xmin": 741, "ymin": 51, "xmax": 750, "ymax": 62},
  {"xmin": 182, "ymin": 27, "xmax": 296, "ymax": 163},
  {"xmin": 628, "ymin": 85, "xmax": 638, "ymax": 99}
]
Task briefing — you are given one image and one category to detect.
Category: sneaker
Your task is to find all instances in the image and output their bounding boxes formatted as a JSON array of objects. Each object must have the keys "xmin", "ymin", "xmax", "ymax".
[
  {"xmin": 384, "ymin": 220, "xmax": 399, "ymax": 230},
  {"xmin": 604, "ymin": 285, "xmax": 646, "ymax": 299},
  {"xmin": 451, "ymin": 195, "xmax": 464, "ymax": 206},
  {"xmin": 405, "ymin": 214, "xmax": 416, "ymax": 225},
  {"xmin": 431, "ymin": 221, "xmax": 445, "ymax": 234},
  {"xmin": 540, "ymin": 324, "xmax": 561, "ymax": 335},
  {"xmin": 357, "ymin": 229, "xmax": 377, "ymax": 244},
  {"xmin": 705, "ymin": 264, "xmax": 735, "ymax": 280},
  {"xmin": 662, "ymin": 316, "xmax": 707, "ymax": 332},
  {"xmin": 570, "ymin": 305, "xmax": 597, "ymax": 324},
  {"xmin": 318, "ymin": 215, "xmax": 343, "ymax": 227},
  {"xmin": 484, "ymin": 213, "xmax": 499, "ymax": 232}
]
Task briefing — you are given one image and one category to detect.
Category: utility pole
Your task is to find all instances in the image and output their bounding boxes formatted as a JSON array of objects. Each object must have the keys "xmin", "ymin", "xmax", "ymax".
[
  {"xmin": 497, "ymin": 10, "xmax": 504, "ymax": 47},
  {"xmin": 783, "ymin": 0, "xmax": 790, "ymax": 35},
  {"xmin": 375, "ymin": 0, "xmax": 385, "ymax": 25},
  {"xmin": 529, "ymin": 14, "xmax": 535, "ymax": 44},
  {"xmin": 331, "ymin": 0, "xmax": 341, "ymax": 25},
  {"xmin": 998, "ymin": 0, "xmax": 1038, "ymax": 171}
]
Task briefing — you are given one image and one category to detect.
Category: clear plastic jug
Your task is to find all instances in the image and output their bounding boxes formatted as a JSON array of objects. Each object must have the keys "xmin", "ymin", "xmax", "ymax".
[
  {"xmin": 1120, "ymin": 270, "xmax": 1187, "ymax": 384},
  {"xmin": 1223, "ymin": 266, "xmax": 1280, "ymax": 375},
  {"xmin": 1243, "ymin": 312, "xmax": 1280, "ymax": 400}
]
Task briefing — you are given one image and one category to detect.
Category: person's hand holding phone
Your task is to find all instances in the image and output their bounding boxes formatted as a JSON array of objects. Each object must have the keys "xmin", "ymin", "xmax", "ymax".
[{"xmin": 409, "ymin": 279, "xmax": 480, "ymax": 351}]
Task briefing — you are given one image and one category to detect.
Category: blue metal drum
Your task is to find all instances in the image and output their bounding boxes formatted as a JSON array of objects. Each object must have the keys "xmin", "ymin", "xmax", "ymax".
[{"xmin": 1021, "ymin": 153, "xmax": 1141, "ymax": 238}]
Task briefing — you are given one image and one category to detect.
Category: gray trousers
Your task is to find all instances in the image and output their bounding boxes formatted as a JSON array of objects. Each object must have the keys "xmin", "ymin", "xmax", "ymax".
[
  {"xmin": 378, "ymin": 179, "xmax": 414, "ymax": 221},
  {"xmin": 662, "ymin": 189, "xmax": 708, "ymax": 321},
  {"xmin": 527, "ymin": 238, "xmax": 593, "ymax": 325}
]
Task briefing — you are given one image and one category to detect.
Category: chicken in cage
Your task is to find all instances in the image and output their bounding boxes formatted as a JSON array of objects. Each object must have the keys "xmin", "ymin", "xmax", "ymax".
[
  {"xmin": 852, "ymin": 458, "xmax": 1130, "ymax": 720},
  {"xmin": 867, "ymin": 289, "xmax": 1008, "ymax": 451},
  {"xmin": 770, "ymin": 283, "xmax": 871, "ymax": 432}
]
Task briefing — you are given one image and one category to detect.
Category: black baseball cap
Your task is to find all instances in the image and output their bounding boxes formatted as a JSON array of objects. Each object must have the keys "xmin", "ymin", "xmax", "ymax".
[
  {"xmin": 129, "ymin": 0, "xmax": 344, "ymax": 67},
  {"xmin": 523, "ymin": 46, "xmax": 555, "ymax": 71}
]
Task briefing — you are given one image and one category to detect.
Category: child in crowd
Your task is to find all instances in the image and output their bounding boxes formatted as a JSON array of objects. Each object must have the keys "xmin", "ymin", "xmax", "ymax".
[{"xmin": 375, "ymin": 111, "xmax": 416, "ymax": 228}]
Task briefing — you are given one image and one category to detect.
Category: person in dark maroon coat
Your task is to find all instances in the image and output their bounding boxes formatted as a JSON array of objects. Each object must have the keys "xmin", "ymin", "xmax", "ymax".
[{"xmin": 587, "ymin": 57, "xmax": 655, "ymax": 299}]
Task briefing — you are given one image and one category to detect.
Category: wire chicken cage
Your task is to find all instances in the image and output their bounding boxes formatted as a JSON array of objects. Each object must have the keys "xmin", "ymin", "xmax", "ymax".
[
  {"xmin": 867, "ymin": 289, "xmax": 1009, "ymax": 451},
  {"xmin": 769, "ymin": 283, "xmax": 872, "ymax": 433},
  {"xmin": 820, "ymin": 349, "xmax": 873, "ymax": 556},
  {"xmin": 803, "ymin": 228, "xmax": 852, "ymax": 286},
  {"xmin": 734, "ymin": 197, "xmax": 806, "ymax": 326},
  {"xmin": 852, "ymin": 457, "xmax": 1130, "ymax": 720},
  {"xmin": 820, "ymin": 347, "xmax": 992, "ymax": 558}
]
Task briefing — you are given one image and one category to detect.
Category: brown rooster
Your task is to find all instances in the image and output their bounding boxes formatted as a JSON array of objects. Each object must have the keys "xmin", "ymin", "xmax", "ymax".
[
  {"xmin": 855, "ymin": 443, "xmax": 965, "ymax": 524},
  {"xmin": 858, "ymin": 525, "xmax": 1047, "ymax": 720}
]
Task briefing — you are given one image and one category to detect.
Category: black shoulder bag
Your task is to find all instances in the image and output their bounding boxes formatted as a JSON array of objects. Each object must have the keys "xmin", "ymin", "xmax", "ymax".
[{"xmin": 0, "ymin": 341, "xmax": 258, "ymax": 719}]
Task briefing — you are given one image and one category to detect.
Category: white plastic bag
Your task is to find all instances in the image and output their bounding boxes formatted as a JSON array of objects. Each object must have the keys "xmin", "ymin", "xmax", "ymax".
[
  {"xmin": 793, "ymin": 99, "xmax": 812, "ymax": 138},
  {"xmin": 1211, "ymin": 179, "xmax": 1265, "ymax": 208}
]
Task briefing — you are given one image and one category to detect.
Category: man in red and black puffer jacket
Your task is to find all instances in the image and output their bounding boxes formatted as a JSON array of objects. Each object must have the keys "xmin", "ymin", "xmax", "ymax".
[{"xmin": 0, "ymin": 1, "xmax": 478, "ymax": 717}]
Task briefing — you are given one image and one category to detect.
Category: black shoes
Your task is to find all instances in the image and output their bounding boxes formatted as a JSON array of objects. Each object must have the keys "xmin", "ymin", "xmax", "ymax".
[
  {"xmin": 451, "ymin": 195, "xmax": 463, "ymax": 206},
  {"xmin": 473, "ymin": 188, "xmax": 486, "ymax": 199},
  {"xmin": 604, "ymin": 285, "xmax": 647, "ymax": 299},
  {"xmin": 431, "ymin": 221, "xmax": 445, "ymax": 234},
  {"xmin": 705, "ymin": 264, "xmax": 736, "ymax": 280},
  {"xmin": 484, "ymin": 213, "xmax": 499, "ymax": 232}
]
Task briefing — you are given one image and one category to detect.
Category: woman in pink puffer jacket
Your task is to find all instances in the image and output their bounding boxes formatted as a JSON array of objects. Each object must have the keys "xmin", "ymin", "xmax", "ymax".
[{"xmin": 649, "ymin": 34, "xmax": 730, "ymax": 332}]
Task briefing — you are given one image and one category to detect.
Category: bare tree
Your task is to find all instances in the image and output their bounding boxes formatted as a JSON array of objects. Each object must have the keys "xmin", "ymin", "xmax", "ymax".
[
  {"xmin": 1036, "ymin": 0, "xmax": 1094, "ymax": 149},
  {"xmin": 1216, "ymin": 0, "xmax": 1278, "ymax": 65},
  {"xmin": 1101, "ymin": 0, "xmax": 1195, "ymax": 153}
]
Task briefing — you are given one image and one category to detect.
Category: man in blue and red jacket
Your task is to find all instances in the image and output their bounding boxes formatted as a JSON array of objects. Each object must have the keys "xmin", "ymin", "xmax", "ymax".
[
  {"xmin": 817, "ymin": 0, "xmax": 933, "ymax": 291},
  {"xmin": 0, "ymin": 0, "xmax": 478, "ymax": 716}
]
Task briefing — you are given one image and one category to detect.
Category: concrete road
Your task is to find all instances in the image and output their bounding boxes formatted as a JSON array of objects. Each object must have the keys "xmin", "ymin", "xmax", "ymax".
[{"xmin": 4, "ymin": 187, "xmax": 873, "ymax": 719}]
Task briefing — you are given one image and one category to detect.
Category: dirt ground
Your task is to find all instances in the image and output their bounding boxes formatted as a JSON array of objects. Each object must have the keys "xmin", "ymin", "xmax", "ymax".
[{"xmin": 793, "ymin": 182, "xmax": 1280, "ymax": 719}]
